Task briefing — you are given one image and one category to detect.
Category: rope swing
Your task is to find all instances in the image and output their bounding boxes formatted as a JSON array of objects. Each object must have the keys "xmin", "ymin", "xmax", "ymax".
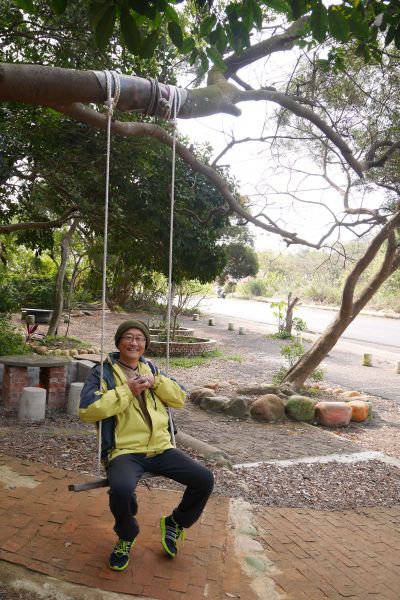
[{"xmin": 69, "ymin": 71, "xmax": 180, "ymax": 492}]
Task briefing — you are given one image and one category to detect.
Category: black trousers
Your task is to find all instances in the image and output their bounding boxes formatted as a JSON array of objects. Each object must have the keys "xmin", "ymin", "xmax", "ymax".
[{"xmin": 106, "ymin": 448, "xmax": 214, "ymax": 541}]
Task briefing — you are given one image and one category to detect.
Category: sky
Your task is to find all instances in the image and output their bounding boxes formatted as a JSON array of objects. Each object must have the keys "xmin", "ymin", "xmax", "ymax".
[
  {"xmin": 175, "ymin": 43, "xmax": 383, "ymax": 254},
  {"xmin": 176, "ymin": 54, "xmax": 349, "ymax": 253}
]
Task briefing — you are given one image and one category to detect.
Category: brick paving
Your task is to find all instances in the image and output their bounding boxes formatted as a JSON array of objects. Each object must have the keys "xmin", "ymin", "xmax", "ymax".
[
  {"xmin": 0, "ymin": 453, "xmax": 257, "ymax": 600},
  {"xmin": 255, "ymin": 506, "xmax": 400, "ymax": 599},
  {"xmin": 1, "ymin": 453, "xmax": 400, "ymax": 599}
]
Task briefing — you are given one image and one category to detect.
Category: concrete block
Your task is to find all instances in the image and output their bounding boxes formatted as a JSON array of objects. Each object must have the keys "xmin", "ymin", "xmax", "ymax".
[
  {"xmin": 76, "ymin": 360, "xmax": 96, "ymax": 382},
  {"xmin": 18, "ymin": 387, "xmax": 46, "ymax": 423},
  {"xmin": 67, "ymin": 382, "xmax": 84, "ymax": 415}
]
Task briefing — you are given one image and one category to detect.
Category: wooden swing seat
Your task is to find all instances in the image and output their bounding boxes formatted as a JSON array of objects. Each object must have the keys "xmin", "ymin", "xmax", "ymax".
[{"xmin": 69, "ymin": 471, "xmax": 156, "ymax": 492}]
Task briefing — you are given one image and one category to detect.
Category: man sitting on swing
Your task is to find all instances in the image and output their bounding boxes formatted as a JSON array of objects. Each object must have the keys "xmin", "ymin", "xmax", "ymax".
[{"xmin": 79, "ymin": 319, "xmax": 214, "ymax": 571}]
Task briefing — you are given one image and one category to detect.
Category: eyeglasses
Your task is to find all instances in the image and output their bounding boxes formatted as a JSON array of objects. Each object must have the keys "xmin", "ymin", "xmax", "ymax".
[{"xmin": 120, "ymin": 335, "xmax": 146, "ymax": 343}]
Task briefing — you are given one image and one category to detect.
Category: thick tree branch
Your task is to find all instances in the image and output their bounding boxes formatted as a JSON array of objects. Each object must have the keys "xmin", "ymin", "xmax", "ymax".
[
  {"xmin": 339, "ymin": 210, "xmax": 400, "ymax": 318},
  {"xmin": 235, "ymin": 87, "xmax": 364, "ymax": 176},
  {"xmin": 54, "ymin": 102, "xmax": 322, "ymax": 248},
  {"xmin": 363, "ymin": 140, "xmax": 400, "ymax": 169},
  {"xmin": 0, "ymin": 207, "xmax": 79, "ymax": 234},
  {"xmin": 352, "ymin": 233, "xmax": 400, "ymax": 315},
  {"xmin": 0, "ymin": 62, "xmax": 364, "ymax": 177},
  {"xmin": 224, "ymin": 17, "xmax": 308, "ymax": 78}
]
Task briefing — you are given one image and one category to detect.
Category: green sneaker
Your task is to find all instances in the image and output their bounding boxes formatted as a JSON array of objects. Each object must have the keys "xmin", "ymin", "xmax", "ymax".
[
  {"xmin": 109, "ymin": 538, "xmax": 135, "ymax": 571},
  {"xmin": 160, "ymin": 515, "xmax": 185, "ymax": 558}
]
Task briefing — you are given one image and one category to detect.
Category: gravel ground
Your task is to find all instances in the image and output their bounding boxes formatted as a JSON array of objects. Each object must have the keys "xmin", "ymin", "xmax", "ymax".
[{"xmin": 2, "ymin": 309, "xmax": 400, "ymax": 513}]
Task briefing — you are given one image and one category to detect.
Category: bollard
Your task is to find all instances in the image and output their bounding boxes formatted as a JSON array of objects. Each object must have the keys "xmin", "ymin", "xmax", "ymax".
[
  {"xmin": 26, "ymin": 314, "xmax": 35, "ymax": 325},
  {"xmin": 238, "ymin": 326, "xmax": 246, "ymax": 335},
  {"xmin": 228, "ymin": 322, "xmax": 234, "ymax": 331},
  {"xmin": 18, "ymin": 387, "xmax": 46, "ymax": 423},
  {"xmin": 396, "ymin": 361, "xmax": 400, "ymax": 374},
  {"xmin": 192, "ymin": 313, "xmax": 199, "ymax": 321},
  {"xmin": 208, "ymin": 318, "xmax": 215, "ymax": 326},
  {"xmin": 67, "ymin": 382, "xmax": 84, "ymax": 416},
  {"xmin": 363, "ymin": 353, "xmax": 372, "ymax": 367}
]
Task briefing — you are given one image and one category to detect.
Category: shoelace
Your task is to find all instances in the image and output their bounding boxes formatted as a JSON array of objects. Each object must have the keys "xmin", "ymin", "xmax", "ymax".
[
  {"xmin": 166, "ymin": 523, "xmax": 186, "ymax": 545},
  {"xmin": 114, "ymin": 540, "xmax": 132, "ymax": 556}
]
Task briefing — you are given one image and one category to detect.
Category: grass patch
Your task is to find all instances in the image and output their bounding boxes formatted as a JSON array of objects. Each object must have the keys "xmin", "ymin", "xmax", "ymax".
[
  {"xmin": 156, "ymin": 350, "xmax": 223, "ymax": 369},
  {"xmin": 155, "ymin": 349, "xmax": 244, "ymax": 369},
  {"xmin": 36, "ymin": 336, "xmax": 91, "ymax": 350},
  {"xmin": 223, "ymin": 354, "xmax": 244, "ymax": 362}
]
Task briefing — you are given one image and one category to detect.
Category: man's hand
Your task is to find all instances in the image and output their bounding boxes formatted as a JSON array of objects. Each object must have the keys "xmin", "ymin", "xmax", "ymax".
[{"xmin": 127, "ymin": 373, "xmax": 155, "ymax": 396}]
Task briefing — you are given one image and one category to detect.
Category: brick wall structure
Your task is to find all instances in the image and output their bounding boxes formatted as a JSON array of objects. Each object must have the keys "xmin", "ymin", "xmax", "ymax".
[
  {"xmin": 2, "ymin": 366, "xmax": 29, "ymax": 408},
  {"xmin": 148, "ymin": 338, "xmax": 217, "ymax": 358},
  {"xmin": 0, "ymin": 356, "xmax": 70, "ymax": 410},
  {"xmin": 39, "ymin": 366, "xmax": 68, "ymax": 409}
]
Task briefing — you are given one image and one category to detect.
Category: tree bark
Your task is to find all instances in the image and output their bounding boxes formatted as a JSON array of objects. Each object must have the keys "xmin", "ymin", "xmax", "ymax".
[
  {"xmin": 47, "ymin": 220, "xmax": 78, "ymax": 336},
  {"xmin": 0, "ymin": 207, "xmax": 78, "ymax": 234},
  {"xmin": 285, "ymin": 292, "xmax": 300, "ymax": 336},
  {"xmin": 283, "ymin": 216, "xmax": 400, "ymax": 388}
]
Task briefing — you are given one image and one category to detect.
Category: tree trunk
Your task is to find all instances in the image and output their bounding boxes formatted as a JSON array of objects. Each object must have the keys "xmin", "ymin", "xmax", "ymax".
[
  {"xmin": 283, "ymin": 218, "xmax": 400, "ymax": 389},
  {"xmin": 285, "ymin": 292, "xmax": 299, "ymax": 336},
  {"xmin": 47, "ymin": 220, "xmax": 78, "ymax": 336}
]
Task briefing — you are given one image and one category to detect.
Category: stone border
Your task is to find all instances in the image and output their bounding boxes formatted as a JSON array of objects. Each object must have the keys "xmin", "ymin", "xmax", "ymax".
[
  {"xmin": 148, "ymin": 337, "xmax": 217, "ymax": 357},
  {"xmin": 149, "ymin": 327, "xmax": 194, "ymax": 337}
]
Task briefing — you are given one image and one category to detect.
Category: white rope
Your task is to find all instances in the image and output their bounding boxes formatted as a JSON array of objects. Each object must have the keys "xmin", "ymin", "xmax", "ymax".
[
  {"xmin": 96, "ymin": 74, "xmax": 178, "ymax": 464},
  {"xmin": 165, "ymin": 87, "xmax": 178, "ymax": 447},
  {"xmin": 97, "ymin": 70, "xmax": 120, "ymax": 476}
]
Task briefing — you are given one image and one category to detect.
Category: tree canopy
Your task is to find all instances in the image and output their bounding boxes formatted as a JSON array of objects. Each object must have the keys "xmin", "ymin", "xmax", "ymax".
[{"xmin": 12, "ymin": 0, "xmax": 400, "ymax": 68}]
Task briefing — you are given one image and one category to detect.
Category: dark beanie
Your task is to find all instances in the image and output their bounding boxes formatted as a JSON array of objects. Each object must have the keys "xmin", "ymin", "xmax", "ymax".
[{"xmin": 114, "ymin": 320, "xmax": 151, "ymax": 349}]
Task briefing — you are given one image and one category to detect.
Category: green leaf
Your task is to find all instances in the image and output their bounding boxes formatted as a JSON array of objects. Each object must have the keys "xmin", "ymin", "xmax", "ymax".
[
  {"xmin": 51, "ymin": 0, "xmax": 68, "ymax": 14},
  {"xmin": 385, "ymin": 23, "xmax": 396, "ymax": 46},
  {"xmin": 287, "ymin": 0, "xmax": 311, "ymax": 20},
  {"xmin": 199, "ymin": 14, "xmax": 217, "ymax": 37},
  {"xmin": 251, "ymin": 0, "xmax": 263, "ymax": 29},
  {"xmin": 328, "ymin": 7, "xmax": 350, "ymax": 42},
  {"xmin": 266, "ymin": 0, "xmax": 290, "ymax": 14},
  {"xmin": 181, "ymin": 36, "xmax": 195, "ymax": 53},
  {"xmin": 95, "ymin": 5, "xmax": 117, "ymax": 49},
  {"xmin": 168, "ymin": 21, "xmax": 184, "ymax": 48},
  {"xmin": 208, "ymin": 24, "xmax": 227, "ymax": 53},
  {"xmin": 120, "ymin": 5, "xmax": 142, "ymax": 54},
  {"xmin": 128, "ymin": 0, "xmax": 156, "ymax": 19},
  {"xmin": 242, "ymin": 0, "xmax": 254, "ymax": 30},
  {"xmin": 88, "ymin": 1, "xmax": 110, "ymax": 29},
  {"xmin": 348, "ymin": 12, "xmax": 369, "ymax": 39},
  {"xmin": 165, "ymin": 5, "xmax": 180, "ymax": 23},
  {"xmin": 140, "ymin": 29, "xmax": 160, "ymax": 58},
  {"xmin": 395, "ymin": 24, "xmax": 400, "ymax": 50},
  {"xmin": 14, "ymin": 0, "xmax": 34, "ymax": 11},
  {"xmin": 310, "ymin": 1, "xmax": 327, "ymax": 43},
  {"xmin": 206, "ymin": 46, "xmax": 226, "ymax": 71},
  {"xmin": 199, "ymin": 50, "xmax": 209, "ymax": 74},
  {"xmin": 189, "ymin": 47, "xmax": 198, "ymax": 66}
]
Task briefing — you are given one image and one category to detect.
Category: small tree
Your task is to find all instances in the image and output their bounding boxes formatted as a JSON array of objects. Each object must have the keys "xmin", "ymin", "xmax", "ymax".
[{"xmin": 222, "ymin": 243, "xmax": 259, "ymax": 283}]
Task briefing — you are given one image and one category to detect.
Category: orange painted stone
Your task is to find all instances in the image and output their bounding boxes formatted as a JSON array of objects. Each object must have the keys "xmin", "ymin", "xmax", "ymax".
[
  {"xmin": 348, "ymin": 400, "xmax": 369, "ymax": 422},
  {"xmin": 315, "ymin": 401, "xmax": 352, "ymax": 427}
]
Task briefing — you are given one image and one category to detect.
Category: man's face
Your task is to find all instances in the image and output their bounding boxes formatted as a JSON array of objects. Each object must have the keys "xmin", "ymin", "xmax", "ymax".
[{"xmin": 117, "ymin": 327, "xmax": 146, "ymax": 363}]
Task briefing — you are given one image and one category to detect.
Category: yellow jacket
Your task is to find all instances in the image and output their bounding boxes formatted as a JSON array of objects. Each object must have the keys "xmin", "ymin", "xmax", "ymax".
[{"xmin": 79, "ymin": 354, "xmax": 186, "ymax": 462}]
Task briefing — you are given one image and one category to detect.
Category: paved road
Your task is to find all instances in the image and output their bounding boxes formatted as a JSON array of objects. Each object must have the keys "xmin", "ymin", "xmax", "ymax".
[
  {"xmin": 200, "ymin": 297, "xmax": 400, "ymax": 351},
  {"xmin": 199, "ymin": 297, "xmax": 400, "ymax": 402}
]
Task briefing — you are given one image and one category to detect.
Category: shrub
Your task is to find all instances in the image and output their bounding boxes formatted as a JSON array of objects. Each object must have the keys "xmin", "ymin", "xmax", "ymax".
[
  {"xmin": 0, "ymin": 315, "xmax": 27, "ymax": 355},
  {"xmin": 0, "ymin": 277, "xmax": 55, "ymax": 311}
]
